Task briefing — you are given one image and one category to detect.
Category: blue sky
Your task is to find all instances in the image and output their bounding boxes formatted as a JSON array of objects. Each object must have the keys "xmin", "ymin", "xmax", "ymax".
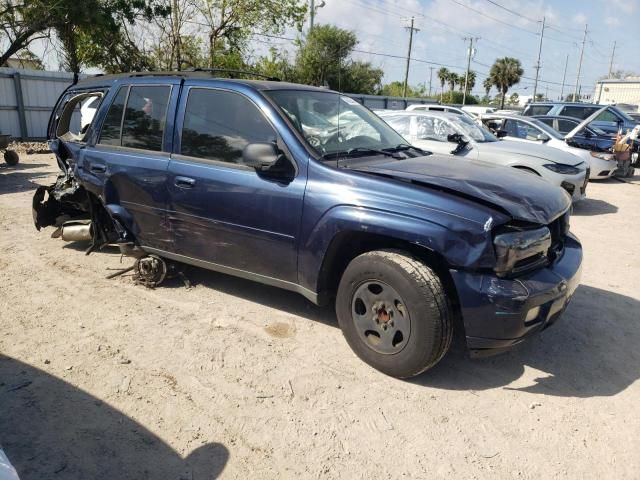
[{"xmin": 307, "ymin": 0, "xmax": 639, "ymax": 99}]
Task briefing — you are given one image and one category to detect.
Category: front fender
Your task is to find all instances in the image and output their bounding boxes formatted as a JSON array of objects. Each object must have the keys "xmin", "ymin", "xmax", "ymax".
[{"xmin": 298, "ymin": 205, "xmax": 496, "ymax": 293}]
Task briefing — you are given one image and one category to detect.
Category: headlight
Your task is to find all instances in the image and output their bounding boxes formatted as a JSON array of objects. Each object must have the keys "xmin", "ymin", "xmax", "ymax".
[
  {"xmin": 494, "ymin": 227, "xmax": 552, "ymax": 277},
  {"xmin": 590, "ymin": 151, "xmax": 615, "ymax": 161},
  {"xmin": 543, "ymin": 163, "xmax": 581, "ymax": 175}
]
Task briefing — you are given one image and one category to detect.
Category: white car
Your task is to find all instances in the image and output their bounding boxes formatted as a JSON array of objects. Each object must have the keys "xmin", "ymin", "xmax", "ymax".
[
  {"xmin": 481, "ymin": 114, "xmax": 616, "ymax": 180},
  {"xmin": 379, "ymin": 110, "xmax": 588, "ymax": 202},
  {"xmin": 0, "ymin": 448, "xmax": 19, "ymax": 480},
  {"xmin": 406, "ymin": 104, "xmax": 475, "ymax": 119}
]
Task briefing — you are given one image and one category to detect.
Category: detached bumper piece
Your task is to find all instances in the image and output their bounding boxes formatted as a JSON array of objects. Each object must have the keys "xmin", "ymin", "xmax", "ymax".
[{"xmin": 451, "ymin": 233, "xmax": 582, "ymax": 357}]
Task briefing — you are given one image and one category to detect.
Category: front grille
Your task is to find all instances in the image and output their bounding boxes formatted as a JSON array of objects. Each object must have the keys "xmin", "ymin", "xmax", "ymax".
[
  {"xmin": 547, "ymin": 211, "xmax": 569, "ymax": 261},
  {"xmin": 561, "ymin": 181, "xmax": 575, "ymax": 195}
]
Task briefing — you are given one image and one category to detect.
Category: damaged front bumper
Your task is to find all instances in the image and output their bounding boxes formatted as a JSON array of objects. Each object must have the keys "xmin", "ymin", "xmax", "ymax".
[{"xmin": 450, "ymin": 233, "xmax": 582, "ymax": 357}]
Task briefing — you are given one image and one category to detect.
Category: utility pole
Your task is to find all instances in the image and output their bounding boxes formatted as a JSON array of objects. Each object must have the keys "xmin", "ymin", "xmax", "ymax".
[
  {"xmin": 462, "ymin": 37, "xmax": 478, "ymax": 106},
  {"xmin": 573, "ymin": 24, "xmax": 588, "ymax": 102},
  {"xmin": 403, "ymin": 17, "xmax": 419, "ymax": 98},
  {"xmin": 560, "ymin": 54, "xmax": 568, "ymax": 100},
  {"xmin": 532, "ymin": 16, "xmax": 545, "ymax": 103},
  {"xmin": 608, "ymin": 41, "xmax": 617, "ymax": 78},
  {"xmin": 428, "ymin": 66, "xmax": 434, "ymax": 96},
  {"xmin": 172, "ymin": 0, "xmax": 182, "ymax": 71},
  {"xmin": 310, "ymin": 0, "xmax": 315, "ymax": 29}
]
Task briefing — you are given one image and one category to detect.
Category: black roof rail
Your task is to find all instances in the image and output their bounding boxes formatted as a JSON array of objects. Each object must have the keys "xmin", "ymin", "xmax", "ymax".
[{"xmin": 188, "ymin": 68, "xmax": 280, "ymax": 82}]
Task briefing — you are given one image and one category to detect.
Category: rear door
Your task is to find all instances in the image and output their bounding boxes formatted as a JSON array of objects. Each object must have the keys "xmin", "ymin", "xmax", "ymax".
[
  {"xmin": 81, "ymin": 79, "xmax": 180, "ymax": 250},
  {"xmin": 165, "ymin": 85, "xmax": 305, "ymax": 282}
]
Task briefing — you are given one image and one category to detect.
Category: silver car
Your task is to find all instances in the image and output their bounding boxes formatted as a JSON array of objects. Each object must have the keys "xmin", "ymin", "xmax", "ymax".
[
  {"xmin": 480, "ymin": 113, "xmax": 616, "ymax": 180},
  {"xmin": 379, "ymin": 110, "xmax": 589, "ymax": 202}
]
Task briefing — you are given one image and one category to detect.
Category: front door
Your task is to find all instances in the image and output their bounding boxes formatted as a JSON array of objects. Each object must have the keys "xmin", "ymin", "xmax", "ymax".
[{"xmin": 166, "ymin": 86, "xmax": 305, "ymax": 283}]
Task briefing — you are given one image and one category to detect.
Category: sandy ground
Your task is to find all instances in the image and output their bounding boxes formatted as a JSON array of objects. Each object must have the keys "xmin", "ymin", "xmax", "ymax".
[{"xmin": 1, "ymin": 153, "xmax": 639, "ymax": 480}]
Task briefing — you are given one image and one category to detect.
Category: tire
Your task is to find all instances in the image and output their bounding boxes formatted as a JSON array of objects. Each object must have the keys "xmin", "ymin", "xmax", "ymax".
[
  {"xmin": 4, "ymin": 150, "xmax": 19, "ymax": 166},
  {"xmin": 336, "ymin": 249, "xmax": 453, "ymax": 378}
]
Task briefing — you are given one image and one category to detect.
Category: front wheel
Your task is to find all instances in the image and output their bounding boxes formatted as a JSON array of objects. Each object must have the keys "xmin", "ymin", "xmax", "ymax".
[{"xmin": 336, "ymin": 250, "xmax": 453, "ymax": 378}]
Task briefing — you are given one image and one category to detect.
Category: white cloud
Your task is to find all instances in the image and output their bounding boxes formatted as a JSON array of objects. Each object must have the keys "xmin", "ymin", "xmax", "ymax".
[
  {"xmin": 572, "ymin": 12, "xmax": 588, "ymax": 25},
  {"xmin": 605, "ymin": 16, "xmax": 621, "ymax": 26}
]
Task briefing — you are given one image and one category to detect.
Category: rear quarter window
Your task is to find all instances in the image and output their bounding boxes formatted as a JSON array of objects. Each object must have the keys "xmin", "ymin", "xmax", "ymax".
[{"xmin": 560, "ymin": 106, "xmax": 600, "ymax": 120}]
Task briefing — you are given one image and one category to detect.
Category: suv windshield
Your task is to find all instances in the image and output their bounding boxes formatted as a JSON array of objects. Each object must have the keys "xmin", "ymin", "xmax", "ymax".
[
  {"xmin": 266, "ymin": 90, "xmax": 407, "ymax": 157},
  {"xmin": 449, "ymin": 115, "xmax": 498, "ymax": 143}
]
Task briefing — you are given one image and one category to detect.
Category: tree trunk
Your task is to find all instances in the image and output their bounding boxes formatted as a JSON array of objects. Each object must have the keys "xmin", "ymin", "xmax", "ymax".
[
  {"xmin": 172, "ymin": 0, "xmax": 181, "ymax": 70},
  {"xmin": 500, "ymin": 87, "xmax": 507, "ymax": 109},
  {"xmin": 0, "ymin": 29, "xmax": 39, "ymax": 67}
]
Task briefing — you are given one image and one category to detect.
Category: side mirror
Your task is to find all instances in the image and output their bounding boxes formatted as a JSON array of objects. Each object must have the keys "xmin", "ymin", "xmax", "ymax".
[
  {"xmin": 536, "ymin": 133, "xmax": 550, "ymax": 142},
  {"xmin": 496, "ymin": 130, "xmax": 508, "ymax": 138},
  {"xmin": 447, "ymin": 133, "xmax": 463, "ymax": 143},
  {"xmin": 242, "ymin": 142, "xmax": 281, "ymax": 171}
]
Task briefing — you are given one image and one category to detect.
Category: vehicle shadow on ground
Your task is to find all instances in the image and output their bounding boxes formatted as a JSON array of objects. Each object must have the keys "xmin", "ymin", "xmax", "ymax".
[
  {"xmin": 0, "ymin": 163, "xmax": 54, "ymax": 195},
  {"xmin": 415, "ymin": 285, "xmax": 640, "ymax": 398},
  {"xmin": 571, "ymin": 197, "xmax": 618, "ymax": 216},
  {"xmin": 180, "ymin": 267, "xmax": 338, "ymax": 329},
  {"xmin": 0, "ymin": 355, "xmax": 229, "ymax": 480}
]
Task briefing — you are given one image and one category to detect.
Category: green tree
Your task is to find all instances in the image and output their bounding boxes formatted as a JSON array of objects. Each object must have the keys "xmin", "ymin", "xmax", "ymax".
[
  {"xmin": 488, "ymin": 57, "xmax": 524, "ymax": 109},
  {"xmin": 0, "ymin": 0, "xmax": 169, "ymax": 72},
  {"xmin": 380, "ymin": 81, "xmax": 423, "ymax": 97},
  {"xmin": 191, "ymin": 0, "xmax": 306, "ymax": 68},
  {"xmin": 463, "ymin": 70, "xmax": 476, "ymax": 94},
  {"xmin": 508, "ymin": 92, "xmax": 519, "ymax": 105},
  {"xmin": 447, "ymin": 72, "xmax": 458, "ymax": 93},
  {"xmin": 437, "ymin": 67, "xmax": 448, "ymax": 101},
  {"xmin": 483, "ymin": 77, "xmax": 492, "ymax": 97},
  {"xmin": 293, "ymin": 24, "xmax": 381, "ymax": 93}
]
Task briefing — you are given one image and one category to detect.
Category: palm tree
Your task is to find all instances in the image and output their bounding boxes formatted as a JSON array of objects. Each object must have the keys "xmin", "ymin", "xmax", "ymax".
[
  {"xmin": 465, "ymin": 71, "xmax": 476, "ymax": 94},
  {"xmin": 447, "ymin": 72, "xmax": 458, "ymax": 93},
  {"xmin": 488, "ymin": 57, "xmax": 524, "ymax": 109},
  {"xmin": 483, "ymin": 77, "xmax": 493, "ymax": 99},
  {"xmin": 437, "ymin": 67, "xmax": 449, "ymax": 101}
]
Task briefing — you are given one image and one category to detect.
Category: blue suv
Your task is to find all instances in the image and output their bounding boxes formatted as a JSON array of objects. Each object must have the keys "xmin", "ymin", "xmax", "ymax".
[{"xmin": 33, "ymin": 71, "xmax": 582, "ymax": 377}]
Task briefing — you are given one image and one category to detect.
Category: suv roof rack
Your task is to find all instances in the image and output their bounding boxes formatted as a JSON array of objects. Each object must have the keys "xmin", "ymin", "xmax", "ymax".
[{"xmin": 188, "ymin": 68, "xmax": 280, "ymax": 82}]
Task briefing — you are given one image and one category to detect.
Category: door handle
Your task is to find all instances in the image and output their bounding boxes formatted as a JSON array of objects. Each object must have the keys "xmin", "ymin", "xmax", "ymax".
[
  {"xmin": 90, "ymin": 164, "xmax": 106, "ymax": 173},
  {"xmin": 174, "ymin": 176, "xmax": 196, "ymax": 188}
]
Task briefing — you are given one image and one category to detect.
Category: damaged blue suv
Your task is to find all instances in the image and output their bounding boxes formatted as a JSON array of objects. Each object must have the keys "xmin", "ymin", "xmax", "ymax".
[{"xmin": 33, "ymin": 71, "xmax": 582, "ymax": 378}]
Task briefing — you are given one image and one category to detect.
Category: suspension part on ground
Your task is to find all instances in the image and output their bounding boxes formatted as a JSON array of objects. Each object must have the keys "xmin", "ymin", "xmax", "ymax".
[{"xmin": 133, "ymin": 255, "xmax": 168, "ymax": 288}]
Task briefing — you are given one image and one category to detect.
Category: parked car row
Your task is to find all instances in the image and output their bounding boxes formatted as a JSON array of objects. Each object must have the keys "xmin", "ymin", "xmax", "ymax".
[
  {"xmin": 378, "ymin": 110, "xmax": 589, "ymax": 201},
  {"xmin": 33, "ymin": 72, "xmax": 584, "ymax": 378}
]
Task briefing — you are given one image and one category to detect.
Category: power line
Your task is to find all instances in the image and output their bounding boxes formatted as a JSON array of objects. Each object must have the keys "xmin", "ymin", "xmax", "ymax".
[{"xmin": 446, "ymin": 0, "xmax": 539, "ymax": 35}]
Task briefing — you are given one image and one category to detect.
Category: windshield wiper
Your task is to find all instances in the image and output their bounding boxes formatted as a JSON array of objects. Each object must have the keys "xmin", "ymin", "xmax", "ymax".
[
  {"xmin": 384, "ymin": 143, "xmax": 430, "ymax": 155},
  {"xmin": 322, "ymin": 147, "xmax": 402, "ymax": 160}
]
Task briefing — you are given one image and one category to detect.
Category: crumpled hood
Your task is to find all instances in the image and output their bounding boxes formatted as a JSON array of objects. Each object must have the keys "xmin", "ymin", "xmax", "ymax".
[
  {"xmin": 480, "ymin": 140, "xmax": 584, "ymax": 166},
  {"xmin": 353, "ymin": 155, "xmax": 571, "ymax": 224}
]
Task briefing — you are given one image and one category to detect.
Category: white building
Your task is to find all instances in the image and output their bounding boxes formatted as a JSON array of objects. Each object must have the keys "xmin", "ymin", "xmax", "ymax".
[{"xmin": 593, "ymin": 78, "xmax": 640, "ymax": 108}]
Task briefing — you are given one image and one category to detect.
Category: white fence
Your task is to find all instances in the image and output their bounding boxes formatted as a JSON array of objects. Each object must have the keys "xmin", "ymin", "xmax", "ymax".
[{"xmin": 0, "ymin": 68, "xmax": 81, "ymax": 140}]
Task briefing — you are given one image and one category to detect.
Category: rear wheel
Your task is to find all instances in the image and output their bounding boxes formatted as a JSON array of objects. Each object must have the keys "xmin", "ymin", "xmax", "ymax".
[
  {"xmin": 4, "ymin": 150, "xmax": 19, "ymax": 166},
  {"xmin": 336, "ymin": 249, "xmax": 452, "ymax": 378}
]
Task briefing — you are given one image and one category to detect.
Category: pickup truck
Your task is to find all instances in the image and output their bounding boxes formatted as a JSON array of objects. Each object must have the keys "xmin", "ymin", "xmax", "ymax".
[{"xmin": 33, "ymin": 71, "xmax": 582, "ymax": 378}]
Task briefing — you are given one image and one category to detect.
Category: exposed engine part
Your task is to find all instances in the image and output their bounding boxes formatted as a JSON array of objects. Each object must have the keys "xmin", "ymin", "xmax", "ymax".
[
  {"xmin": 133, "ymin": 255, "xmax": 168, "ymax": 288},
  {"xmin": 54, "ymin": 220, "xmax": 93, "ymax": 242}
]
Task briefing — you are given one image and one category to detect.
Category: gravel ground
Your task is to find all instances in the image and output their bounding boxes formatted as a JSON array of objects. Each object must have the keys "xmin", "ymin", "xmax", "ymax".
[{"xmin": 1, "ymin": 153, "xmax": 639, "ymax": 479}]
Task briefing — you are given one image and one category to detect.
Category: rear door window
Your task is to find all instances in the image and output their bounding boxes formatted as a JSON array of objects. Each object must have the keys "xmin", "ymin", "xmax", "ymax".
[
  {"xmin": 180, "ymin": 88, "xmax": 276, "ymax": 165},
  {"xmin": 98, "ymin": 85, "xmax": 171, "ymax": 151},
  {"xmin": 503, "ymin": 119, "xmax": 541, "ymax": 140}
]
